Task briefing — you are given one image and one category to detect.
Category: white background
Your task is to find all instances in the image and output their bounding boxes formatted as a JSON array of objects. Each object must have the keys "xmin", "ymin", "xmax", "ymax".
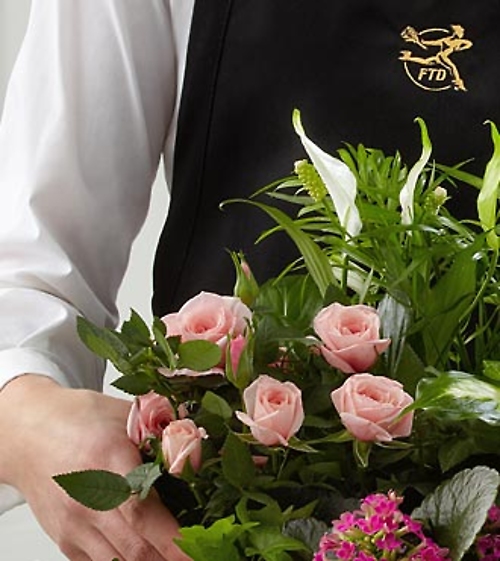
[{"xmin": 0, "ymin": 1, "xmax": 169, "ymax": 559}]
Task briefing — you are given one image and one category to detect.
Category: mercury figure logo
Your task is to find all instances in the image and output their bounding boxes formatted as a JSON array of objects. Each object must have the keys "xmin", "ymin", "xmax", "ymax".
[{"xmin": 399, "ymin": 25, "xmax": 473, "ymax": 92}]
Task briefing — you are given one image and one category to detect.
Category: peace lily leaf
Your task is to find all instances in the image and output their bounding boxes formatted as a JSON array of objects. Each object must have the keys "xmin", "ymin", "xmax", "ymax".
[
  {"xmin": 53, "ymin": 470, "xmax": 132, "ymax": 511},
  {"xmin": 399, "ymin": 117, "xmax": 432, "ymax": 225},
  {"xmin": 478, "ymin": 121, "xmax": 500, "ymax": 249},
  {"xmin": 412, "ymin": 371, "xmax": 500, "ymax": 425},
  {"xmin": 413, "ymin": 466, "xmax": 500, "ymax": 561},
  {"xmin": 293, "ymin": 109, "xmax": 362, "ymax": 238},
  {"xmin": 177, "ymin": 340, "xmax": 222, "ymax": 371}
]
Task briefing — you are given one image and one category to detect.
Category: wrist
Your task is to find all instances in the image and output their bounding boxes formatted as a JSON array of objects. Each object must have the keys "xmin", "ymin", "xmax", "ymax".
[{"xmin": 0, "ymin": 374, "xmax": 62, "ymax": 485}]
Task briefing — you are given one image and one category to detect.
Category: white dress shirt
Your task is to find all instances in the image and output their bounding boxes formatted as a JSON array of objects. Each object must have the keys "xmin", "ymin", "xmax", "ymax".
[{"xmin": 0, "ymin": 0, "xmax": 194, "ymax": 512}]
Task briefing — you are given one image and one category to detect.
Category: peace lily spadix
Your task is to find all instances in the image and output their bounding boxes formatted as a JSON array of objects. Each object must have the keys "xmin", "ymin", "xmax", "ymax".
[
  {"xmin": 292, "ymin": 109, "xmax": 362, "ymax": 238},
  {"xmin": 399, "ymin": 117, "xmax": 432, "ymax": 225},
  {"xmin": 478, "ymin": 121, "xmax": 500, "ymax": 250}
]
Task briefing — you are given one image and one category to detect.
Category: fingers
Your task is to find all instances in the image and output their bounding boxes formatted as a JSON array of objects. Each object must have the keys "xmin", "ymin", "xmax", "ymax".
[{"xmin": 119, "ymin": 493, "xmax": 191, "ymax": 561}]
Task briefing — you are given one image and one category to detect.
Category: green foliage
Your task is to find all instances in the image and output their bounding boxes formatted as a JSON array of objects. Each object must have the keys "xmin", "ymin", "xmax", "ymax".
[
  {"xmin": 175, "ymin": 516, "xmax": 257, "ymax": 561},
  {"xmin": 71, "ymin": 116, "xmax": 500, "ymax": 560},
  {"xmin": 53, "ymin": 470, "xmax": 132, "ymax": 511},
  {"xmin": 413, "ymin": 466, "xmax": 500, "ymax": 560}
]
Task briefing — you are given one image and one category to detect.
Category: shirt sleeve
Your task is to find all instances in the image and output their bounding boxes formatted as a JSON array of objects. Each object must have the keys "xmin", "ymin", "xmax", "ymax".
[{"xmin": 0, "ymin": 0, "xmax": 177, "ymax": 391}]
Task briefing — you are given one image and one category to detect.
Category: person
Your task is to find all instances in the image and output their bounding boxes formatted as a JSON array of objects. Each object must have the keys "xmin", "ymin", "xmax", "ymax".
[{"xmin": 0, "ymin": 1, "xmax": 498, "ymax": 560}]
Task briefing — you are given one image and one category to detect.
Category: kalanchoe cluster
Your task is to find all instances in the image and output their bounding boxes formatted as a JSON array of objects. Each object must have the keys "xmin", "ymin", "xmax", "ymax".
[
  {"xmin": 314, "ymin": 492, "xmax": 451, "ymax": 561},
  {"xmin": 475, "ymin": 505, "xmax": 500, "ymax": 561}
]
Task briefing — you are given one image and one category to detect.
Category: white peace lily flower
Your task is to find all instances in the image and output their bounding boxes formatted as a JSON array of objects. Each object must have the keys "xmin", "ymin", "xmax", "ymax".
[
  {"xmin": 293, "ymin": 109, "xmax": 362, "ymax": 238},
  {"xmin": 399, "ymin": 118, "xmax": 432, "ymax": 225}
]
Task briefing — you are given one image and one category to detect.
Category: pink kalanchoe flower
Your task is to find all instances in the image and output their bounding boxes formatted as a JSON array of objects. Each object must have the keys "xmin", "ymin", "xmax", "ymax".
[{"xmin": 314, "ymin": 492, "xmax": 451, "ymax": 561}]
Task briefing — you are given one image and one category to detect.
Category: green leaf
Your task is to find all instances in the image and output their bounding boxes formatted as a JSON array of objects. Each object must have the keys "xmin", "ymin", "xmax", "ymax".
[
  {"xmin": 421, "ymin": 245, "xmax": 476, "ymax": 368},
  {"xmin": 111, "ymin": 372, "xmax": 154, "ymax": 396},
  {"xmin": 377, "ymin": 293, "xmax": 411, "ymax": 378},
  {"xmin": 222, "ymin": 432, "xmax": 256, "ymax": 489},
  {"xmin": 53, "ymin": 470, "xmax": 132, "ymax": 511},
  {"xmin": 245, "ymin": 525, "xmax": 307, "ymax": 561},
  {"xmin": 120, "ymin": 309, "xmax": 151, "ymax": 345},
  {"xmin": 126, "ymin": 463, "xmax": 162, "ymax": 500},
  {"xmin": 153, "ymin": 318, "xmax": 176, "ymax": 368},
  {"xmin": 282, "ymin": 518, "xmax": 329, "ymax": 554},
  {"xmin": 483, "ymin": 360, "xmax": 500, "ymax": 382},
  {"xmin": 478, "ymin": 121, "xmax": 500, "ymax": 249},
  {"xmin": 287, "ymin": 437, "xmax": 318, "ymax": 453},
  {"xmin": 353, "ymin": 440, "xmax": 372, "ymax": 469},
  {"xmin": 77, "ymin": 316, "xmax": 131, "ymax": 374},
  {"xmin": 413, "ymin": 466, "xmax": 500, "ymax": 561},
  {"xmin": 202, "ymin": 391, "xmax": 233, "ymax": 420},
  {"xmin": 231, "ymin": 199, "xmax": 336, "ymax": 296},
  {"xmin": 175, "ymin": 516, "xmax": 255, "ymax": 561},
  {"xmin": 438, "ymin": 437, "xmax": 477, "ymax": 473},
  {"xmin": 412, "ymin": 371, "xmax": 500, "ymax": 425},
  {"xmin": 177, "ymin": 340, "xmax": 222, "ymax": 371}
]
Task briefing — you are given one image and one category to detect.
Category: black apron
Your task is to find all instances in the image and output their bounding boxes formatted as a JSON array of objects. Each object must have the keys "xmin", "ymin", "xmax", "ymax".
[{"xmin": 152, "ymin": 0, "xmax": 500, "ymax": 315}]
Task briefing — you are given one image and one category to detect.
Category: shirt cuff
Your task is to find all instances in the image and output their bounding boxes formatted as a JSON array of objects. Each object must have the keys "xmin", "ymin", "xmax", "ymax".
[
  {"xmin": 0, "ymin": 347, "xmax": 75, "ymax": 391},
  {"xmin": 0, "ymin": 484, "xmax": 24, "ymax": 514}
]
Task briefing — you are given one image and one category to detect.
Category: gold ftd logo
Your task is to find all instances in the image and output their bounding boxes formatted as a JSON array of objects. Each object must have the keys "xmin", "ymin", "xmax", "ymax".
[{"xmin": 399, "ymin": 25, "xmax": 473, "ymax": 92}]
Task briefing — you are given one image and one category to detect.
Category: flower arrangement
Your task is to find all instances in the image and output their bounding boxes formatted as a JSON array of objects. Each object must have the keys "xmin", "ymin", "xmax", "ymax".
[{"xmin": 55, "ymin": 111, "xmax": 500, "ymax": 561}]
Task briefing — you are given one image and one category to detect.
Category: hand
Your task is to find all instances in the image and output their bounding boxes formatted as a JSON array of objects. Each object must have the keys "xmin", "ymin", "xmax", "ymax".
[{"xmin": 0, "ymin": 375, "xmax": 191, "ymax": 561}]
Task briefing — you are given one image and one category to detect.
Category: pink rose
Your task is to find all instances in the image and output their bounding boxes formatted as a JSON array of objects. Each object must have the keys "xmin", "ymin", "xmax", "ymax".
[
  {"xmin": 313, "ymin": 303, "xmax": 390, "ymax": 374},
  {"xmin": 161, "ymin": 292, "xmax": 252, "ymax": 377},
  {"xmin": 162, "ymin": 419, "xmax": 207, "ymax": 475},
  {"xmin": 126, "ymin": 392, "xmax": 176, "ymax": 447},
  {"xmin": 236, "ymin": 375, "xmax": 304, "ymax": 446},
  {"xmin": 331, "ymin": 373, "xmax": 414, "ymax": 442},
  {"xmin": 162, "ymin": 291, "xmax": 251, "ymax": 348},
  {"xmin": 229, "ymin": 334, "xmax": 247, "ymax": 375}
]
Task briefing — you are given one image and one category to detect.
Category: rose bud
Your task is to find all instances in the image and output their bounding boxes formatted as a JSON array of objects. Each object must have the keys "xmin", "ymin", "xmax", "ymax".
[{"xmin": 162, "ymin": 419, "xmax": 207, "ymax": 476}]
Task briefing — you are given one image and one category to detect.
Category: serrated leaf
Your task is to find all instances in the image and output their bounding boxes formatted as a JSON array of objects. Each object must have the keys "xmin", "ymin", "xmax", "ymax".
[
  {"xmin": 413, "ymin": 466, "xmax": 500, "ymax": 560},
  {"xmin": 202, "ymin": 391, "xmax": 233, "ymax": 420},
  {"xmin": 178, "ymin": 340, "xmax": 222, "ymax": 372},
  {"xmin": 126, "ymin": 463, "xmax": 162, "ymax": 500},
  {"xmin": 77, "ymin": 316, "xmax": 132, "ymax": 374},
  {"xmin": 53, "ymin": 470, "xmax": 131, "ymax": 511},
  {"xmin": 121, "ymin": 309, "xmax": 151, "ymax": 345},
  {"xmin": 111, "ymin": 372, "xmax": 154, "ymax": 396}
]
